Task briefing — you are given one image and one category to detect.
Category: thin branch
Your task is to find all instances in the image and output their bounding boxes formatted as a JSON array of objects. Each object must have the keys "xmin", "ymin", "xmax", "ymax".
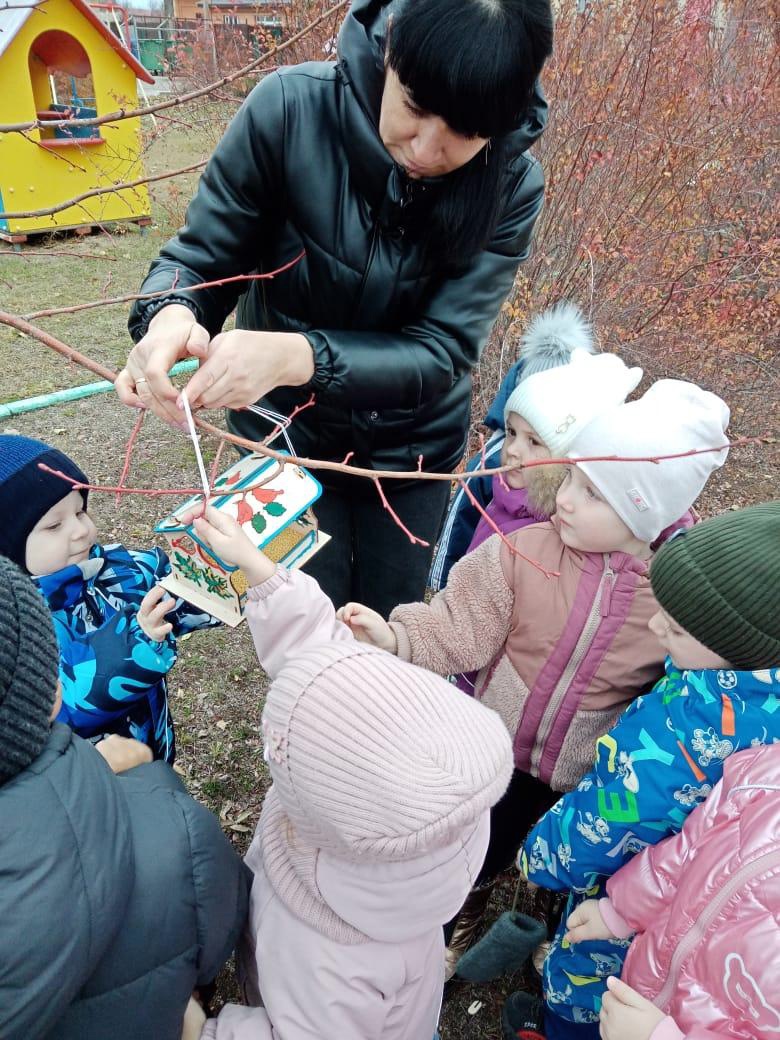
[
  {"xmin": 116, "ymin": 410, "xmax": 146, "ymax": 507},
  {"xmin": 372, "ymin": 477, "xmax": 429, "ymax": 546},
  {"xmin": 23, "ymin": 249, "xmax": 306, "ymax": 320},
  {"xmin": 0, "ymin": 160, "xmax": 207, "ymax": 221}
]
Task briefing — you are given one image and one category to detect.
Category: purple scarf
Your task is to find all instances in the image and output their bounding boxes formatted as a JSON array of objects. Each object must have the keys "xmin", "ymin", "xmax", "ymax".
[{"xmin": 468, "ymin": 474, "xmax": 551, "ymax": 554}]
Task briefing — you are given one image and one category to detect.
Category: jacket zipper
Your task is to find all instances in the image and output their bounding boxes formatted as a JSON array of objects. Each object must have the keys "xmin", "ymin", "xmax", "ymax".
[
  {"xmin": 352, "ymin": 219, "xmax": 380, "ymax": 326},
  {"xmin": 654, "ymin": 846, "xmax": 780, "ymax": 1010},
  {"xmin": 530, "ymin": 554, "xmax": 615, "ymax": 773}
]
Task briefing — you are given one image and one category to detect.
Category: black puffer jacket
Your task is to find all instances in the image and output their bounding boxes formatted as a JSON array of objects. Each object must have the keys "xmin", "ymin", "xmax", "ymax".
[
  {"xmin": 0, "ymin": 725, "xmax": 250, "ymax": 1040},
  {"xmin": 129, "ymin": 0, "xmax": 547, "ymax": 473}
]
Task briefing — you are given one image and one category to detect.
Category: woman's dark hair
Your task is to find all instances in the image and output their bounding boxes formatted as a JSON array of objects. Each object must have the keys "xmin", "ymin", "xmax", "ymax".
[{"xmin": 386, "ymin": 0, "xmax": 553, "ymax": 271}]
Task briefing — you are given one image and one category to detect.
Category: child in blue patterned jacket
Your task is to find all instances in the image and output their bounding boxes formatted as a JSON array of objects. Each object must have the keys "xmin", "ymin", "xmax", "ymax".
[
  {"xmin": 510, "ymin": 501, "xmax": 780, "ymax": 1040},
  {"xmin": 0, "ymin": 434, "xmax": 218, "ymax": 767}
]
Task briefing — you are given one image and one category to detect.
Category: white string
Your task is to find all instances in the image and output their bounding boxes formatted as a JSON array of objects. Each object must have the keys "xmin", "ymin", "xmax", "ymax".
[
  {"xmin": 245, "ymin": 403, "xmax": 296, "ymax": 456},
  {"xmin": 180, "ymin": 389, "xmax": 211, "ymax": 503}
]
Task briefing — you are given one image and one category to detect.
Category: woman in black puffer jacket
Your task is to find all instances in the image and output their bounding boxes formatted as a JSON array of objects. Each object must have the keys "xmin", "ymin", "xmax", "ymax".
[
  {"xmin": 0, "ymin": 555, "xmax": 250, "ymax": 1040},
  {"xmin": 121, "ymin": 0, "xmax": 553, "ymax": 616}
]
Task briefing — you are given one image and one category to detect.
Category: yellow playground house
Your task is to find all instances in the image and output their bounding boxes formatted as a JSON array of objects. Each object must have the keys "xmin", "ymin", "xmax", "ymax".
[{"xmin": 0, "ymin": 0, "xmax": 154, "ymax": 244}]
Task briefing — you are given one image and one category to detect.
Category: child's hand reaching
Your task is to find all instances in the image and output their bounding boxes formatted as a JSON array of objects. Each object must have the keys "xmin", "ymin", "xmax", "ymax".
[
  {"xmin": 185, "ymin": 505, "xmax": 277, "ymax": 587},
  {"xmin": 96, "ymin": 734, "xmax": 154, "ymax": 773},
  {"xmin": 599, "ymin": 976, "xmax": 666, "ymax": 1040},
  {"xmin": 137, "ymin": 585, "xmax": 177, "ymax": 641},
  {"xmin": 564, "ymin": 899, "xmax": 615, "ymax": 944},
  {"xmin": 337, "ymin": 602, "xmax": 398, "ymax": 653}
]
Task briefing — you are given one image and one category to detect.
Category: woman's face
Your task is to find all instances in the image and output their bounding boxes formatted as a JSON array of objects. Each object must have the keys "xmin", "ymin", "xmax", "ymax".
[{"xmin": 379, "ymin": 67, "xmax": 489, "ymax": 179}]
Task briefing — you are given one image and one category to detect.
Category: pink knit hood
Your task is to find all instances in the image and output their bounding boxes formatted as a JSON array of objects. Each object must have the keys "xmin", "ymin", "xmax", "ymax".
[{"xmin": 261, "ymin": 639, "xmax": 513, "ymax": 862}]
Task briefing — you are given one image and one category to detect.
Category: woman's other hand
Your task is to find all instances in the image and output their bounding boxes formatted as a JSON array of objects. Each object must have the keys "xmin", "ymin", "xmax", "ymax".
[
  {"xmin": 116, "ymin": 304, "xmax": 211, "ymax": 425},
  {"xmin": 337, "ymin": 602, "xmax": 398, "ymax": 653},
  {"xmin": 181, "ymin": 330, "xmax": 315, "ymax": 412},
  {"xmin": 186, "ymin": 506, "xmax": 277, "ymax": 587}
]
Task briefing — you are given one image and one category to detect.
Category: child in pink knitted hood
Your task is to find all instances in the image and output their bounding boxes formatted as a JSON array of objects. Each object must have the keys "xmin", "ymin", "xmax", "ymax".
[{"xmin": 185, "ymin": 506, "xmax": 515, "ymax": 1040}]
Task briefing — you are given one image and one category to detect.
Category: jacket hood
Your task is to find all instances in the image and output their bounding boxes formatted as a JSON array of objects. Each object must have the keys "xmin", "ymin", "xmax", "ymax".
[
  {"xmin": 337, "ymin": 0, "xmax": 548, "ymax": 153},
  {"xmin": 35, "ymin": 551, "xmax": 104, "ymax": 607},
  {"xmin": 671, "ymin": 662, "xmax": 780, "ymax": 704},
  {"xmin": 316, "ymin": 812, "xmax": 491, "ymax": 942}
]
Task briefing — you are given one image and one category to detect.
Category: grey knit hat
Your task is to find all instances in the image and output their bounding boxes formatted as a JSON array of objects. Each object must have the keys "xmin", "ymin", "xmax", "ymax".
[{"xmin": 0, "ymin": 556, "xmax": 59, "ymax": 785}]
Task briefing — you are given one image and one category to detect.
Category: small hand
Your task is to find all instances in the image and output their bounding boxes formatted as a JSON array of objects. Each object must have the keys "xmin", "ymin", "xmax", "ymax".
[
  {"xmin": 95, "ymin": 734, "xmax": 154, "ymax": 773},
  {"xmin": 181, "ymin": 329, "xmax": 315, "ymax": 412},
  {"xmin": 565, "ymin": 899, "xmax": 615, "ymax": 944},
  {"xmin": 186, "ymin": 505, "xmax": 277, "ymax": 587},
  {"xmin": 599, "ymin": 976, "xmax": 666, "ymax": 1040},
  {"xmin": 137, "ymin": 584, "xmax": 177, "ymax": 641},
  {"xmin": 337, "ymin": 602, "xmax": 398, "ymax": 653},
  {"xmin": 181, "ymin": 995, "xmax": 207, "ymax": 1040},
  {"xmin": 116, "ymin": 304, "xmax": 210, "ymax": 425}
]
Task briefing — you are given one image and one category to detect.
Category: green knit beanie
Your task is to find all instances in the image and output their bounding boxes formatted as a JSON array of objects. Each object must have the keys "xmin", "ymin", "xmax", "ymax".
[{"xmin": 650, "ymin": 502, "xmax": 780, "ymax": 671}]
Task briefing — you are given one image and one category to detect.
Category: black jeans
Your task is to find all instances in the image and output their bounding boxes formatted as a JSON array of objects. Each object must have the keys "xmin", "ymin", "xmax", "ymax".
[
  {"xmin": 303, "ymin": 476, "xmax": 451, "ymax": 617},
  {"xmin": 477, "ymin": 767, "xmax": 559, "ymax": 885}
]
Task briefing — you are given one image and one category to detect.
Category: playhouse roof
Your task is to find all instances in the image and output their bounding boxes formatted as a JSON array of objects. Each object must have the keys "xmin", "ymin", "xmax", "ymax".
[{"xmin": 0, "ymin": 0, "xmax": 154, "ymax": 83}]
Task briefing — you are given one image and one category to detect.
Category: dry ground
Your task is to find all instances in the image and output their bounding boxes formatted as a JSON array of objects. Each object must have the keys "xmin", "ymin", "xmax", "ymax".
[{"xmin": 1, "ymin": 124, "xmax": 777, "ymax": 1038}]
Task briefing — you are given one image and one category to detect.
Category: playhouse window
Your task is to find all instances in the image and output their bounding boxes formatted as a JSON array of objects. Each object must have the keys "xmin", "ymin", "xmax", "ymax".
[{"xmin": 29, "ymin": 31, "xmax": 102, "ymax": 147}]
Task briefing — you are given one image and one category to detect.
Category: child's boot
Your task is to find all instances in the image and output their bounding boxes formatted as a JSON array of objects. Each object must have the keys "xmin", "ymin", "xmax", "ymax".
[
  {"xmin": 457, "ymin": 910, "xmax": 546, "ymax": 982},
  {"xmin": 501, "ymin": 991, "xmax": 546, "ymax": 1040},
  {"xmin": 444, "ymin": 880, "xmax": 496, "ymax": 980}
]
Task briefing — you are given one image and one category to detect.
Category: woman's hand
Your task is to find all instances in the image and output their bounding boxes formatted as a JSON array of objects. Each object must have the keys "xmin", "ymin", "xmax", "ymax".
[
  {"xmin": 137, "ymin": 585, "xmax": 177, "ymax": 642},
  {"xmin": 181, "ymin": 996, "xmax": 207, "ymax": 1040},
  {"xmin": 337, "ymin": 602, "xmax": 398, "ymax": 653},
  {"xmin": 599, "ymin": 977, "xmax": 666, "ymax": 1040},
  {"xmin": 116, "ymin": 304, "xmax": 211, "ymax": 425},
  {"xmin": 96, "ymin": 734, "xmax": 154, "ymax": 773},
  {"xmin": 564, "ymin": 899, "xmax": 615, "ymax": 944},
  {"xmin": 181, "ymin": 329, "xmax": 315, "ymax": 412},
  {"xmin": 186, "ymin": 505, "xmax": 277, "ymax": 587}
]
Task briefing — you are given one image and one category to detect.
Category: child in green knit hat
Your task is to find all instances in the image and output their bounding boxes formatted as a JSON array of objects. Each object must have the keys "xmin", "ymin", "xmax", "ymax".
[{"xmin": 511, "ymin": 501, "xmax": 780, "ymax": 1040}]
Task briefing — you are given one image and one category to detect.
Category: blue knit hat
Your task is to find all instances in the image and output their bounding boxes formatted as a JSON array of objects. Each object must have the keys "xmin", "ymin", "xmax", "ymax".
[{"xmin": 0, "ymin": 435, "xmax": 88, "ymax": 571}]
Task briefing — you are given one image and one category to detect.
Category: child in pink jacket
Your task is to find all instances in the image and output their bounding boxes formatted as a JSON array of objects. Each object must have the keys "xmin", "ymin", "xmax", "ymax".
[
  {"xmin": 339, "ymin": 378, "xmax": 730, "ymax": 977},
  {"xmin": 565, "ymin": 743, "xmax": 780, "ymax": 1040},
  {"xmin": 186, "ymin": 507, "xmax": 514, "ymax": 1040}
]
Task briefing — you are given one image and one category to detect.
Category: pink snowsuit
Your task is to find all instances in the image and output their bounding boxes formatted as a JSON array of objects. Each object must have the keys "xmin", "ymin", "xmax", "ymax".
[{"xmin": 601, "ymin": 742, "xmax": 780, "ymax": 1040}]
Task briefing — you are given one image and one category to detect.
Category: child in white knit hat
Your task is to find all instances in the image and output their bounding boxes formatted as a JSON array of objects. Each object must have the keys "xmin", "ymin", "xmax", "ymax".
[
  {"xmin": 181, "ymin": 506, "xmax": 514, "ymax": 1040},
  {"xmin": 339, "ymin": 378, "xmax": 731, "ymax": 979}
]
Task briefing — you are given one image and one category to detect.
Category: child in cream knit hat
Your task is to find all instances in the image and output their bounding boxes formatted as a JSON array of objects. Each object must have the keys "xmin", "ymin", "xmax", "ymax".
[
  {"xmin": 185, "ymin": 507, "xmax": 514, "ymax": 1040},
  {"xmin": 340, "ymin": 377, "xmax": 730, "ymax": 981}
]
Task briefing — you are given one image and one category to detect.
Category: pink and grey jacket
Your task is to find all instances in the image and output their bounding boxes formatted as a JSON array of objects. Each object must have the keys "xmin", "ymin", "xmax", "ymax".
[
  {"xmin": 389, "ymin": 520, "xmax": 665, "ymax": 791},
  {"xmin": 601, "ymin": 743, "xmax": 780, "ymax": 1040}
]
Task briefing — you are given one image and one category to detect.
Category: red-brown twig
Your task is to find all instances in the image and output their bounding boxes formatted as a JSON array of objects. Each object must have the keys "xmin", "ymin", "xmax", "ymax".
[
  {"xmin": 2, "ymin": 311, "xmax": 761, "ymax": 487},
  {"xmin": 116, "ymin": 410, "xmax": 146, "ymax": 507},
  {"xmin": 208, "ymin": 440, "xmax": 226, "ymax": 487},
  {"xmin": 23, "ymin": 250, "xmax": 306, "ymax": 320},
  {"xmin": 372, "ymin": 477, "xmax": 430, "ymax": 547},
  {"xmin": 457, "ymin": 475, "xmax": 560, "ymax": 579},
  {"xmin": 260, "ymin": 392, "xmax": 316, "ymax": 445}
]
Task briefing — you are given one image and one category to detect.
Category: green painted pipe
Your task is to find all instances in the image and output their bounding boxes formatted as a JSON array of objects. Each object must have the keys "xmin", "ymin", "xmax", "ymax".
[{"xmin": 0, "ymin": 359, "xmax": 200, "ymax": 419}]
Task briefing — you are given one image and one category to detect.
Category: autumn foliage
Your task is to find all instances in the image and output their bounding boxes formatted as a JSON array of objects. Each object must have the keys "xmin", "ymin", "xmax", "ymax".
[{"xmin": 477, "ymin": 0, "xmax": 777, "ymax": 435}]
